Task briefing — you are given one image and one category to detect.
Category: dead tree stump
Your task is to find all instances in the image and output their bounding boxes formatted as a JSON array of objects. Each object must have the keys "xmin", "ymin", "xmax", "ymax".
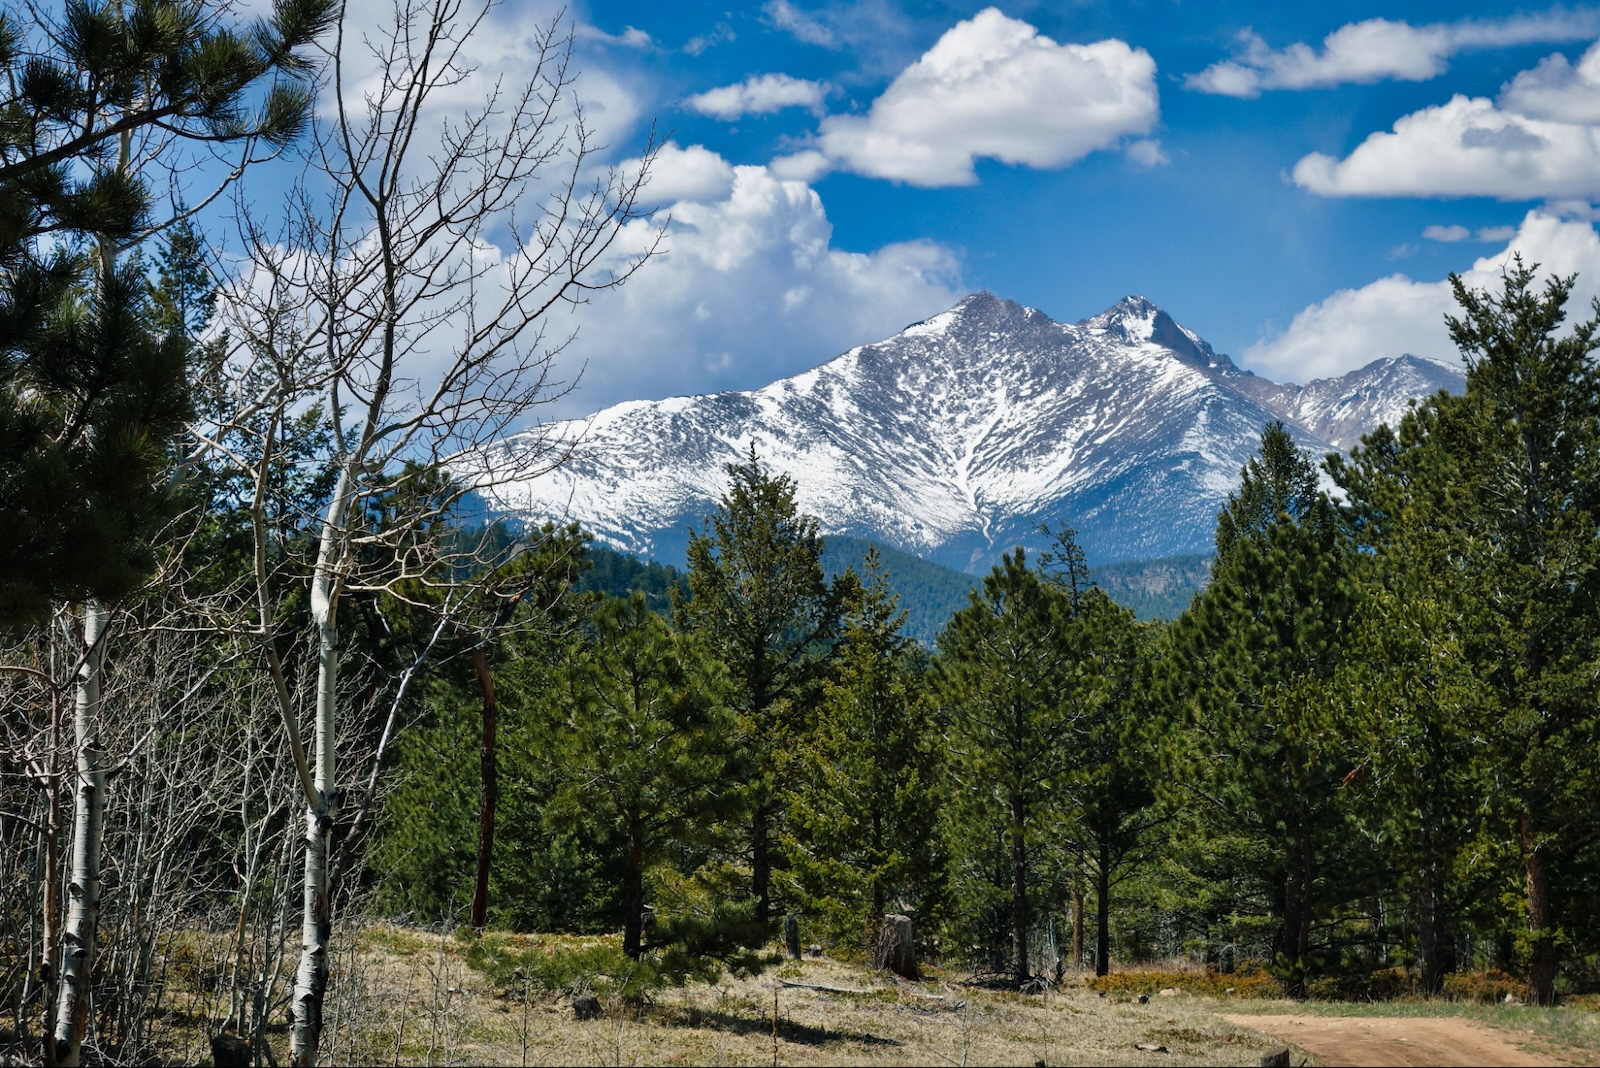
[
  {"xmin": 874, "ymin": 914, "xmax": 919, "ymax": 979},
  {"xmin": 210, "ymin": 1033, "xmax": 252, "ymax": 1067}
]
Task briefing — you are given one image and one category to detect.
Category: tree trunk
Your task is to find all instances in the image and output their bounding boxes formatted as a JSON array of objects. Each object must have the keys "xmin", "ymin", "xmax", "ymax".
[
  {"xmin": 469, "ymin": 647, "xmax": 498, "ymax": 933},
  {"xmin": 40, "ymin": 653, "xmax": 64, "ymax": 1068},
  {"xmin": 1521, "ymin": 812, "xmax": 1559, "ymax": 1006},
  {"xmin": 1281, "ymin": 864, "xmax": 1310, "ymax": 999},
  {"xmin": 875, "ymin": 914, "xmax": 918, "ymax": 979},
  {"xmin": 1071, "ymin": 878, "xmax": 1084, "ymax": 970},
  {"xmin": 1010, "ymin": 793, "xmax": 1029, "ymax": 986},
  {"xmin": 1095, "ymin": 842, "xmax": 1111, "ymax": 978},
  {"xmin": 622, "ymin": 833, "xmax": 645, "ymax": 961},
  {"xmin": 870, "ymin": 807, "xmax": 884, "ymax": 921},
  {"xmin": 752, "ymin": 804, "xmax": 771, "ymax": 925},
  {"xmin": 1416, "ymin": 814, "xmax": 1449, "ymax": 996},
  {"xmin": 50, "ymin": 602, "xmax": 107, "ymax": 1068},
  {"xmin": 291, "ymin": 484, "xmax": 347, "ymax": 1067}
]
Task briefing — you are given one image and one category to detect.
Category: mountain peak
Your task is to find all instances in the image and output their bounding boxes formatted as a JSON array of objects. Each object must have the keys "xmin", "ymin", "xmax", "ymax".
[{"xmin": 473, "ymin": 292, "xmax": 1462, "ymax": 574}]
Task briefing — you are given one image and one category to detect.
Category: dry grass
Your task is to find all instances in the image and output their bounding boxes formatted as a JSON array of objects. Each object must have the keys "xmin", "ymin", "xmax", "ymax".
[
  {"xmin": 138, "ymin": 926, "xmax": 1600, "ymax": 1066},
  {"xmin": 180, "ymin": 927, "xmax": 1293, "ymax": 1066}
]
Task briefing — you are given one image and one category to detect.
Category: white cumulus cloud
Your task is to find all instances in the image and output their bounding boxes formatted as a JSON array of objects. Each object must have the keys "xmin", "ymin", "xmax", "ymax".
[
  {"xmin": 1187, "ymin": 12, "xmax": 1600, "ymax": 97},
  {"xmin": 685, "ymin": 74, "xmax": 829, "ymax": 120},
  {"xmin": 1245, "ymin": 211, "xmax": 1600, "ymax": 382},
  {"xmin": 1501, "ymin": 40, "xmax": 1600, "ymax": 123},
  {"xmin": 1423, "ymin": 224, "xmax": 1472, "ymax": 242},
  {"xmin": 548, "ymin": 152, "xmax": 966, "ymax": 416},
  {"xmin": 1292, "ymin": 93, "xmax": 1600, "ymax": 200},
  {"xmin": 627, "ymin": 142, "xmax": 736, "ymax": 205},
  {"xmin": 812, "ymin": 7, "xmax": 1158, "ymax": 187}
]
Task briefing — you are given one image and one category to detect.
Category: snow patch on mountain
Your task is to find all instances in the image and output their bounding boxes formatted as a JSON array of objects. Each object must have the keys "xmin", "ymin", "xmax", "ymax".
[{"xmin": 467, "ymin": 293, "xmax": 1464, "ymax": 571}]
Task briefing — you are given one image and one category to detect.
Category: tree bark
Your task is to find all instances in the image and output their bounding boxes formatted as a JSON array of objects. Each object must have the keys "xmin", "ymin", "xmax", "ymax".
[
  {"xmin": 752, "ymin": 804, "xmax": 771, "ymax": 925},
  {"xmin": 1521, "ymin": 811, "xmax": 1559, "ymax": 1006},
  {"xmin": 1279, "ymin": 848, "xmax": 1314, "ymax": 999},
  {"xmin": 291, "ymin": 477, "xmax": 348, "ymax": 1067},
  {"xmin": 1010, "ymin": 792, "xmax": 1029, "ymax": 986},
  {"xmin": 469, "ymin": 647, "xmax": 497, "ymax": 933},
  {"xmin": 1071, "ymin": 877, "xmax": 1084, "ymax": 970},
  {"xmin": 1416, "ymin": 813, "xmax": 1449, "ymax": 996},
  {"xmin": 1095, "ymin": 841, "xmax": 1111, "ymax": 978},
  {"xmin": 51, "ymin": 602, "xmax": 107, "ymax": 1068},
  {"xmin": 622, "ymin": 832, "xmax": 646, "ymax": 960},
  {"xmin": 40, "ymin": 653, "xmax": 64, "ymax": 1068}
]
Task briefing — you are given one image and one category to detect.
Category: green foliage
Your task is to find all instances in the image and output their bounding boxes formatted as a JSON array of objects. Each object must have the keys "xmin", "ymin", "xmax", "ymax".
[
  {"xmin": 818, "ymin": 535, "xmax": 976, "ymax": 645},
  {"xmin": 782, "ymin": 548, "xmax": 948, "ymax": 947},
  {"xmin": 463, "ymin": 935, "xmax": 663, "ymax": 1001},
  {"xmin": 0, "ymin": 257, "xmax": 192, "ymax": 623},
  {"xmin": 539, "ymin": 593, "xmax": 737, "ymax": 958},
  {"xmin": 1160, "ymin": 422, "xmax": 1362, "ymax": 997},
  {"xmin": 934, "ymin": 548, "xmax": 1089, "ymax": 982},
  {"xmin": 677, "ymin": 444, "xmax": 850, "ymax": 925},
  {"xmin": 1331, "ymin": 259, "xmax": 1600, "ymax": 1005},
  {"xmin": 0, "ymin": 0, "xmax": 334, "ymax": 627},
  {"xmin": 1089, "ymin": 554, "xmax": 1212, "ymax": 621},
  {"xmin": 579, "ymin": 545, "xmax": 689, "ymax": 614}
]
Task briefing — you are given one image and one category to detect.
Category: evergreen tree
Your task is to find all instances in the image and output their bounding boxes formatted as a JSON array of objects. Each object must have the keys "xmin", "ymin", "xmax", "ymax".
[
  {"xmin": 0, "ymin": 0, "xmax": 335, "ymax": 629},
  {"xmin": 1064, "ymin": 596, "xmax": 1162, "ymax": 978},
  {"xmin": 782, "ymin": 548, "xmax": 946, "ymax": 947},
  {"xmin": 1331, "ymin": 260, "xmax": 1600, "ymax": 1005},
  {"xmin": 1162, "ymin": 422, "xmax": 1360, "ymax": 997},
  {"xmin": 541, "ymin": 594, "xmax": 737, "ymax": 960},
  {"xmin": 676, "ymin": 445, "xmax": 848, "ymax": 927},
  {"xmin": 934, "ymin": 549, "xmax": 1086, "ymax": 986}
]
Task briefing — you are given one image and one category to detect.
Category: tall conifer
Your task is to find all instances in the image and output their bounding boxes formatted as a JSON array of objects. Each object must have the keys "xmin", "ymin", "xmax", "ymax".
[
  {"xmin": 1163, "ymin": 422, "xmax": 1359, "ymax": 997},
  {"xmin": 677, "ymin": 445, "xmax": 847, "ymax": 927}
]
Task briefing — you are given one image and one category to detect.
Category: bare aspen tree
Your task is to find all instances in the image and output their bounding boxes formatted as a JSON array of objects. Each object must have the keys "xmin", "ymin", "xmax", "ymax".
[
  {"xmin": 50, "ymin": 605, "xmax": 107, "ymax": 1066},
  {"xmin": 215, "ymin": 2, "xmax": 659, "ymax": 1060}
]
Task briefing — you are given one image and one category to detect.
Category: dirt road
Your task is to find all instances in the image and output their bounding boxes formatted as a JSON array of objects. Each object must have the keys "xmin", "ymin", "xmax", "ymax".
[{"xmin": 1221, "ymin": 1013, "xmax": 1568, "ymax": 1067}]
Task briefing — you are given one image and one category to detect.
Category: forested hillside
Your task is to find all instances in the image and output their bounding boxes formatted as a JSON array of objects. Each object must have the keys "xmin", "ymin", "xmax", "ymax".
[{"xmin": 585, "ymin": 538, "xmax": 1206, "ymax": 645}]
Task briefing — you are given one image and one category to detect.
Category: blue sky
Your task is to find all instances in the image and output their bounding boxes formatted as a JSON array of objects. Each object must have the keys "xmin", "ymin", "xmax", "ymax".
[{"xmin": 298, "ymin": 0, "xmax": 1600, "ymax": 418}]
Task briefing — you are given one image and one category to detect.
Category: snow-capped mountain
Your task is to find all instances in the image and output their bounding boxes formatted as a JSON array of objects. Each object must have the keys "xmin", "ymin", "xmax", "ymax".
[{"xmin": 470, "ymin": 294, "xmax": 1464, "ymax": 571}]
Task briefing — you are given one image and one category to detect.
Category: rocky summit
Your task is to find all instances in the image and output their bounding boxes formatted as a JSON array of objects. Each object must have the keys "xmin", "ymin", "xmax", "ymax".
[{"xmin": 469, "ymin": 293, "xmax": 1463, "ymax": 572}]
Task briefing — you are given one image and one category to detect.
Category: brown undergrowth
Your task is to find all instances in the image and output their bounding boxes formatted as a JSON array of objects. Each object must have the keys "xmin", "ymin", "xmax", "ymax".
[{"xmin": 134, "ymin": 925, "xmax": 1600, "ymax": 1066}]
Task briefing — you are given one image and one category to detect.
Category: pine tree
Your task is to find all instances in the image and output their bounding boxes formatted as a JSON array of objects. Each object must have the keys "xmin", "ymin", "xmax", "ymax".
[
  {"xmin": 0, "ymin": 0, "xmax": 335, "ymax": 630},
  {"xmin": 1162, "ymin": 422, "xmax": 1359, "ymax": 997},
  {"xmin": 542, "ymin": 594, "xmax": 737, "ymax": 960},
  {"xmin": 934, "ymin": 549, "xmax": 1086, "ymax": 986},
  {"xmin": 677, "ymin": 445, "xmax": 848, "ymax": 927},
  {"xmin": 782, "ymin": 548, "xmax": 946, "ymax": 947},
  {"xmin": 1331, "ymin": 260, "xmax": 1600, "ymax": 1005},
  {"xmin": 1064, "ymin": 594, "xmax": 1161, "ymax": 977}
]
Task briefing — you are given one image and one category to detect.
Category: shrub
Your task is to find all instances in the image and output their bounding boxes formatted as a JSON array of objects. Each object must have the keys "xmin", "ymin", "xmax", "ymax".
[
  {"xmin": 1442, "ymin": 969, "xmax": 1522, "ymax": 1004},
  {"xmin": 1086, "ymin": 968, "xmax": 1279, "ymax": 998},
  {"xmin": 1305, "ymin": 967, "xmax": 1416, "ymax": 1001},
  {"xmin": 463, "ymin": 934, "xmax": 661, "ymax": 1001}
]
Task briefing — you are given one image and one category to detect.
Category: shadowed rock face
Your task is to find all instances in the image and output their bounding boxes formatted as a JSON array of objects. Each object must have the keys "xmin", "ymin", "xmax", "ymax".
[{"xmin": 473, "ymin": 293, "xmax": 1464, "ymax": 572}]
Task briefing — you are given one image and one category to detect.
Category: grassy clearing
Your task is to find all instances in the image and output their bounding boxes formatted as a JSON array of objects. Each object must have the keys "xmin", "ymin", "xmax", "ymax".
[{"xmin": 137, "ymin": 926, "xmax": 1600, "ymax": 1066}]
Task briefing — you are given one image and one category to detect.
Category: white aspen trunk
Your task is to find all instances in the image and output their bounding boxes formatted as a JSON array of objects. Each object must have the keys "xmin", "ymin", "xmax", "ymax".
[
  {"xmin": 290, "ymin": 468, "xmax": 351, "ymax": 1067},
  {"xmin": 51, "ymin": 601, "xmax": 107, "ymax": 1067},
  {"xmin": 40, "ymin": 634, "xmax": 65, "ymax": 1067}
]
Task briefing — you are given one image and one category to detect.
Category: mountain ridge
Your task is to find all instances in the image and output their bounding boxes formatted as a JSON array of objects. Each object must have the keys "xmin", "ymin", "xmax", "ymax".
[{"xmin": 471, "ymin": 293, "xmax": 1463, "ymax": 572}]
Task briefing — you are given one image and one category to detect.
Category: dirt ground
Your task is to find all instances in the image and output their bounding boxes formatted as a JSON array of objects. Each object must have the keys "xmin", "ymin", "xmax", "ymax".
[{"xmin": 1222, "ymin": 1013, "xmax": 1582, "ymax": 1067}]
